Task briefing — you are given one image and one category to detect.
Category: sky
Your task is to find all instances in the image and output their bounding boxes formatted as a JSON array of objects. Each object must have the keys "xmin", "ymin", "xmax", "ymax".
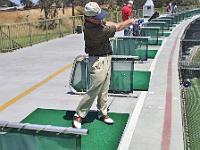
[{"xmin": 10, "ymin": 0, "xmax": 39, "ymax": 5}]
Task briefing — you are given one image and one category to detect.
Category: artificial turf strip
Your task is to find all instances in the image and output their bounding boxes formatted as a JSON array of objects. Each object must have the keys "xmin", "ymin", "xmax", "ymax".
[
  {"xmin": 184, "ymin": 78, "xmax": 200, "ymax": 150},
  {"xmin": 134, "ymin": 49, "xmax": 158, "ymax": 59},
  {"xmin": 133, "ymin": 70, "xmax": 151, "ymax": 91},
  {"xmin": 163, "ymin": 32, "xmax": 171, "ymax": 37},
  {"xmin": 148, "ymin": 50, "xmax": 158, "ymax": 59},
  {"xmin": 21, "ymin": 108, "xmax": 129, "ymax": 150}
]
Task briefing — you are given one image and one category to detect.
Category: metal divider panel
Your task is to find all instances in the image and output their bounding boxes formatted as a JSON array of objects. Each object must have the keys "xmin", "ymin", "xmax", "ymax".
[
  {"xmin": 160, "ymin": 16, "xmax": 176, "ymax": 24},
  {"xmin": 144, "ymin": 22, "xmax": 165, "ymax": 36},
  {"xmin": 111, "ymin": 38, "xmax": 133, "ymax": 55},
  {"xmin": 159, "ymin": 17, "xmax": 174, "ymax": 25},
  {"xmin": 133, "ymin": 37, "xmax": 148, "ymax": 61},
  {"xmin": 171, "ymin": 15, "xmax": 179, "ymax": 23},
  {"xmin": 70, "ymin": 55, "xmax": 135, "ymax": 94},
  {"xmin": 151, "ymin": 19, "xmax": 171, "ymax": 30},
  {"xmin": 111, "ymin": 37, "xmax": 149, "ymax": 61},
  {"xmin": 109, "ymin": 58, "xmax": 134, "ymax": 93},
  {"xmin": 140, "ymin": 27, "xmax": 159, "ymax": 45}
]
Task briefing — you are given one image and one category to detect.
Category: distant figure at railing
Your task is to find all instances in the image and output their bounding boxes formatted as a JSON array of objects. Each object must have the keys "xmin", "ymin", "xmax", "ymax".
[
  {"xmin": 121, "ymin": 0, "xmax": 134, "ymax": 36},
  {"xmin": 171, "ymin": 1, "xmax": 177, "ymax": 14},
  {"xmin": 132, "ymin": 18, "xmax": 145, "ymax": 36},
  {"xmin": 166, "ymin": 2, "xmax": 172, "ymax": 13},
  {"xmin": 166, "ymin": 1, "xmax": 177, "ymax": 14}
]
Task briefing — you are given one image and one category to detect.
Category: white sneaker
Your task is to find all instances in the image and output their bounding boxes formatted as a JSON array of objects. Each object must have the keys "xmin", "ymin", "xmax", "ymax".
[
  {"xmin": 98, "ymin": 115, "xmax": 114, "ymax": 124},
  {"xmin": 73, "ymin": 113, "xmax": 82, "ymax": 129}
]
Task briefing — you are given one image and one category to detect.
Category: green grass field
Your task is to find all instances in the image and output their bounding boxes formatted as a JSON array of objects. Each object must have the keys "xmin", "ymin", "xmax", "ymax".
[
  {"xmin": 184, "ymin": 78, "xmax": 200, "ymax": 150},
  {"xmin": 0, "ymin": 20, "xmax": 73, "ymax": 52},
  {"xmin": 191, "ymin": 47, "xmax": 200, "ymax": 64}
]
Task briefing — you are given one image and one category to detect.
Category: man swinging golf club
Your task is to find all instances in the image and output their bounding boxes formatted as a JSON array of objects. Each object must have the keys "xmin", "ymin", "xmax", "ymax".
[{"xmin": 73, "ymin": 2, "xmax": 136, "ymax": 129}]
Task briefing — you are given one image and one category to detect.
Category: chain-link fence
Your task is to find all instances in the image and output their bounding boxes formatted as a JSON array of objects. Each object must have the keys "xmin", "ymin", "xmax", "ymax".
[{"xmin": 179, "ymin": 17, "xmax": 200, "ymax": 150}]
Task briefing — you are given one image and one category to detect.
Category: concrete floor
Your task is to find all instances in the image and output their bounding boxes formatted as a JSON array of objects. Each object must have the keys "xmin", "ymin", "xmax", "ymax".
[{"xmin": 0, "ymin": 15, "xmax": 199, "ymax": 150}]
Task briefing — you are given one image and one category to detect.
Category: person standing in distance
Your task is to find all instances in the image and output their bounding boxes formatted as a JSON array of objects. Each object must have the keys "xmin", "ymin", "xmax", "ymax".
[
  {"xmin": 72, "ymin": 2, "xmax": 135, "ymax": 129},
  {"xmin": 121, "ymin": 0, "xmax": 134, "ymax": 36}
]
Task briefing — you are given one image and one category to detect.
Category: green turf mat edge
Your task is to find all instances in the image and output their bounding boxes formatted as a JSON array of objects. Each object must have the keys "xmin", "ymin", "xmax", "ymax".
[{"xmin": 133, "ymin": 70, "xmax": 151, "ymax": 91}]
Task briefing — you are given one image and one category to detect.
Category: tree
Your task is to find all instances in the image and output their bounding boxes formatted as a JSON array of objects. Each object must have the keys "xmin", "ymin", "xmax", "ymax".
[
  {"xmin": 38, "ymin": 0, "xmax": 64, "ymax": 19},
  {"xmin": 0, "ymin": 0, "xmax": 17, "ymax": 7},
  {"xmin": 20, "ymin": 0, "xmax": 34, "ymax": 9}
]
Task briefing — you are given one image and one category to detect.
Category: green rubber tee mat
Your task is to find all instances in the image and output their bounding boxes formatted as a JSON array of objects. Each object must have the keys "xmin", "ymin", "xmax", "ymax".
[
  {"xmin": 148, "ymin": 50, "xmax": 158, "ymax": 59},
  {"xmin": 21, "ymin": 108, "xmax": 129, "ymax": 150},
  {"xmin": 133, "ymin": 70, "xmax": 151, "ymax": 91}
]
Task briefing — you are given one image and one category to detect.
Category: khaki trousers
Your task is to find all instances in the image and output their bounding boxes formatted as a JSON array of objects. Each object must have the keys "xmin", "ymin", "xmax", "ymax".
[{"xmin": 76, "ymin": 55, "xmax": 112, "ymax": 118}]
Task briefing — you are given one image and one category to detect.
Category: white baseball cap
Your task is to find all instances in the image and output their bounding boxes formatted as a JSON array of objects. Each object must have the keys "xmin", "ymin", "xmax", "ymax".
[
  {"xmin": 84, "ymin": 2, "xmax": 108, "ymax": 20},
  {"xmin": 128, "ymin": 0, "xmax": 134, "ymax": 5}
]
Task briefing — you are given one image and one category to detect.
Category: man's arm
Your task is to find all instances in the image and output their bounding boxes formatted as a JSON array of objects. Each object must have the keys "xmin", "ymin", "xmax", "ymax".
[{"xmin": 106, "ymin": 18, "xmax": 135, "ymax": 32}]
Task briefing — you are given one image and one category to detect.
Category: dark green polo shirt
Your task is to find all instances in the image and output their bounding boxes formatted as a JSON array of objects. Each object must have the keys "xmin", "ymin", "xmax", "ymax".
[{"xmin": 84, "ymin": 22, "xmax": 116, "ymax": 56}]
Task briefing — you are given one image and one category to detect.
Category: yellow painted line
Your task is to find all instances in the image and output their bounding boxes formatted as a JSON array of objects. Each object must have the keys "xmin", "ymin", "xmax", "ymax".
[{"xmin": 0, "ymin": 64, "xmax": 72, "ymax": 112}]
